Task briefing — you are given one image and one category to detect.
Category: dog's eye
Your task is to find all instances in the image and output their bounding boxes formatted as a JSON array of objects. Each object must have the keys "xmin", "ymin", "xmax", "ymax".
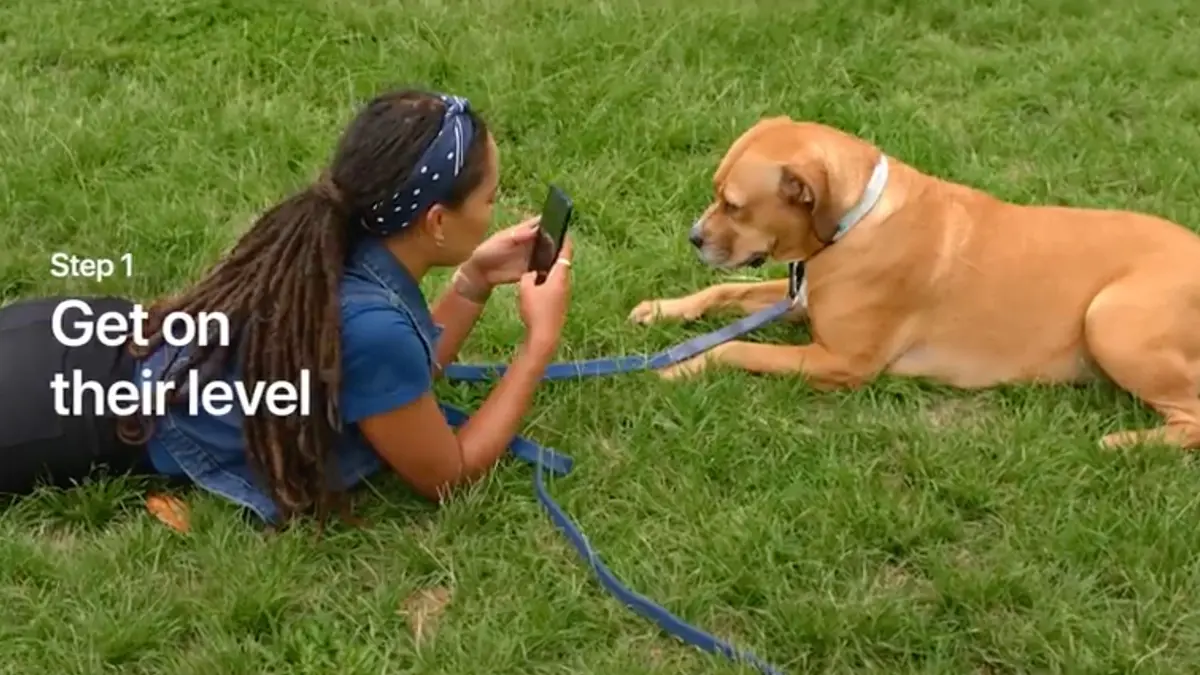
[{"xmin": 722, "ymin": 201, "xmax": 743, "ymax": 215}]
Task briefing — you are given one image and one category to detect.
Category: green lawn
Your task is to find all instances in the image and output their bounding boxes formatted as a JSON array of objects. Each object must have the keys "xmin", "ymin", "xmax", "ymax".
[{"xmin": 4, "ymin": 0, "xmax": 1200, "ymax": 672}]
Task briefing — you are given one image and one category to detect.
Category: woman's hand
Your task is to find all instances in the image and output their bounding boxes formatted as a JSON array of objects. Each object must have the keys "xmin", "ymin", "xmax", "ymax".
[
  {"xmin": 461, "ymin": 217, "xmax": 541, "ymax": 289},
  {"xmin": 518, "ymin": 236, "xmax": 573, "ymax": 354}
]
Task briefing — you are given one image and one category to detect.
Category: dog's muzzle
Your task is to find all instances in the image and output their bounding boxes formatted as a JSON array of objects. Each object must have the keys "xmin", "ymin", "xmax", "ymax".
[
  {"xmin": 688, "ymin": 220, "xmax": 704, "ymax": 249},
  {"xmin": 743, "ymin": 252, "xmax": 767, "ymax": 267}
]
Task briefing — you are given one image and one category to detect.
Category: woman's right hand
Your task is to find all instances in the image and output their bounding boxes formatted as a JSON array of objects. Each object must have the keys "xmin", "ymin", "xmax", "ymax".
[{"xmin": 518, "ymin": 235, "xmax": 573, "ymax": 355}]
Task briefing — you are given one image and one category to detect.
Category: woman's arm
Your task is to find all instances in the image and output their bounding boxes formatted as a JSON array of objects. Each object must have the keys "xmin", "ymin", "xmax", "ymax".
[
  {"xmin": 429, "ymin": 264, "xmax": 491, "ymax": 372},
  {"xmin": 357, "ymin": 335, "xmax": 556, "ymax": 500},
  {"xmin": 429, "ymin": 217, "xmax": 541, "ymax": 370},
  {"xmin": 353, "ymin": 241, "xmax": 571, "ymax": 500},
  {"xmin": 353, "ymin": 247, "xmax": 572, "ymax": 501},
  {"xmin": 342, "ymin": 305, "xmax": 555, "ymax": 501}
]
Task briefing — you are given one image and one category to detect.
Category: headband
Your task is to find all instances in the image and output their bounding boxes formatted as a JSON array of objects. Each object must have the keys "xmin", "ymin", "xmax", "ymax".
[{"xmin": 364, "ymin": 93, "xmax": 476, "ymax": 236}]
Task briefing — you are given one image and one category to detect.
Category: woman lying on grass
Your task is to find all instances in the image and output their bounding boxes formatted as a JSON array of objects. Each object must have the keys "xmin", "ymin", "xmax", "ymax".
[{"xmin": 0, "ymin": 88, "xmax": 574, "ymax": 527}]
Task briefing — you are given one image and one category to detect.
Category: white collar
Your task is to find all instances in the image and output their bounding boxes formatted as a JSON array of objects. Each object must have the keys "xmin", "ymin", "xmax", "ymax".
[
  {"xmin": 831, "ymin": 154, "xmax": 889, "ymax": 242},
  {"xmin": 785, "ymin": 154, "xmax": 890, "ymax": 305}
]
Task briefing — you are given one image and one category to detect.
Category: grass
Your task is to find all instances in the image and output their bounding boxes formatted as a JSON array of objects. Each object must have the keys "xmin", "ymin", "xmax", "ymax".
[{"xmin": 4, "ymin": 0, "xmax": 1200, "ymax": 672}]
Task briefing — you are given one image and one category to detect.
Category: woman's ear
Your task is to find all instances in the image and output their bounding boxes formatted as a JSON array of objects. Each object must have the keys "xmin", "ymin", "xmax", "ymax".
[{"xmin": 423, "ymin": 204, "xmax": 448, "ymax": 247}]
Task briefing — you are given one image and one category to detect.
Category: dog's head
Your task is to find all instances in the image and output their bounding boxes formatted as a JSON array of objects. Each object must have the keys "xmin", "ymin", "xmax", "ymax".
[{"xmin": 688, "ymin": 117, "xmax": 872, "ymax": 268}]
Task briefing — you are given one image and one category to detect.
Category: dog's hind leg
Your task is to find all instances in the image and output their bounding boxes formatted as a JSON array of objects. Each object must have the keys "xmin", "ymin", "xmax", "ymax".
[
  {"xmin": 629, "ymin": 279, "xmax": 798, "ymax": 325},
  {"xmin": 1084, "ymin": 280, "xmax": 1200, "ymax": 450}
]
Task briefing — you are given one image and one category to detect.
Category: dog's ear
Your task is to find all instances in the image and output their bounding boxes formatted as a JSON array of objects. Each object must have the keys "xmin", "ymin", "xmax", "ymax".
[{"xmin": 779, "ymin": 160, "xmax": 838, "ymax": 243}]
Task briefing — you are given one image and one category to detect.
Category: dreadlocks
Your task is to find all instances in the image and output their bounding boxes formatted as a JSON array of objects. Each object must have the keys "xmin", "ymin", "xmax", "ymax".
[{"xmin": 119, "ymin": 89, "xmax": 492, "ymax": 524}]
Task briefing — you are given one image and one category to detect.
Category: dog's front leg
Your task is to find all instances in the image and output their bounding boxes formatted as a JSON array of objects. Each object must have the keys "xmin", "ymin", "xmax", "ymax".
[
  {"xmin": 657, "ymin": 340, "xmax": 882, "ymax": 390},
  {"xmin": 629, "ymin": 279, "xmax": 796, "ymax": 325}
]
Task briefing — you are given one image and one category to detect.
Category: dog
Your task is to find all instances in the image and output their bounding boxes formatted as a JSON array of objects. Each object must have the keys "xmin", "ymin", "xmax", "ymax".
[{"xmin": 628, "ymin": 117, "xmax": 1200, "ymax": 450}]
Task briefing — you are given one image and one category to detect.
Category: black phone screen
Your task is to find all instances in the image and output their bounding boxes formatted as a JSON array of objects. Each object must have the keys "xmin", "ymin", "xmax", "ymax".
[{"xmin": 529, "ymin": 184, "xmax": 573, "ymax": 281}]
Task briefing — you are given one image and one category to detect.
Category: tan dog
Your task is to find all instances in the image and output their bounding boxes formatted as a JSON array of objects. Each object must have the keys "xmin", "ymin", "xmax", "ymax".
[{"xmin": 629, "ymin": 117, "xmax": 1200, "ymax": 450}]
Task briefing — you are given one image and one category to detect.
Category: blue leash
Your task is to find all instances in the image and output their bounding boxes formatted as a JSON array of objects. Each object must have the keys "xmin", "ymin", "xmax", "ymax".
[
  {"xmin": 440, "ymin": 298, "xmax": 793, "ymax": 674},
  {"xmin": 443, "ymin": 299, "xmax": 792, "ymax": 382}
]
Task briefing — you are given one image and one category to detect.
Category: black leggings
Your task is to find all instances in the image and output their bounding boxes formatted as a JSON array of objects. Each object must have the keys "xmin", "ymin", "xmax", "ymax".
[{"xmin": 0, "ymin": 295, "xmax": 155, "ymax": 496}]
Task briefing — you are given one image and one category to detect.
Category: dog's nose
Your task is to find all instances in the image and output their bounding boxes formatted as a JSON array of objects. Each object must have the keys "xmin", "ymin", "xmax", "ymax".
[{"xmin": 688, "ymin": 224, "xmax": 704, "ymax": 249}]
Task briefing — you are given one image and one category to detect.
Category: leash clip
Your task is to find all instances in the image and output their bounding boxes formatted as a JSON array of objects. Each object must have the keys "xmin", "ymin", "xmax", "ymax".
[{"xmin": 786, "ymin": 261, "xmax": 806, "ymax": 309}]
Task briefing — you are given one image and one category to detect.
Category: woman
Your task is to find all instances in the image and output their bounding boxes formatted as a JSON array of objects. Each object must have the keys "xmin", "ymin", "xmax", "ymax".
[{"xmin": 0, "ymin": 88, "xmax": 574, "ymax": 526}]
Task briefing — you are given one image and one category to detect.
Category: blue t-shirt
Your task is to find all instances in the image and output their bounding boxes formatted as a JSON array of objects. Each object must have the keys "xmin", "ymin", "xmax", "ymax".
[{"xmin": 137, "ymin": 237, "xmax": 444, "ymax": 523}]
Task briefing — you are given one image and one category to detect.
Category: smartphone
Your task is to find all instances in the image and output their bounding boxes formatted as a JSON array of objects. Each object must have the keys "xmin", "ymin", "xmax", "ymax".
[{"xmin": 527, "ymin": 184, "xmax": 573, "ymax": 284}]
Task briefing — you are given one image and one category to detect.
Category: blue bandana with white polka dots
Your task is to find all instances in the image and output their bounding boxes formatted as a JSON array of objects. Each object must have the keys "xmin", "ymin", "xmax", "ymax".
[{"xmin": 364, "ymin": 93, "xmax": 475, "ymax": 236}]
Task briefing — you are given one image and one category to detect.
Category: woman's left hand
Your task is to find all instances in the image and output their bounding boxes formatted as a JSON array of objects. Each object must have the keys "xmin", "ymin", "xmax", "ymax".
[{"xmin": 462, "ymin": 217, "xmax": 542, "ymax": 287}]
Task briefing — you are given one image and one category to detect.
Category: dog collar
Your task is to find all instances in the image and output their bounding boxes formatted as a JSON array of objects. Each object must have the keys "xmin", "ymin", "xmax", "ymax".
[
  {"xmin": 832, "ymin": 154, "xmax": 889, "ymax": 242},
  {"xmin": 785, "ymin": 154, "xmax": 889, "ymax": 304}
]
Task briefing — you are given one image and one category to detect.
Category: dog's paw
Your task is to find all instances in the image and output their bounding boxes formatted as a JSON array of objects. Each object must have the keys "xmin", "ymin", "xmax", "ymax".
[
  {"xmin": 656, "ymin": 354, "xmax": 711, "ymax": 381},
  {"xmin": 628, "ymin": 299, "xmax": 699, "ymax": 325},
  {"xmin": 628, "ymin": 300, "xmax": 665, "ymax": 325},
  {"xmin": 1099, "ymin": 431, "xmax": 1137, "ymax": 450},
  {"xmin": 1100, "ymin": 426, "xmax": 1186, "ymax": 451}
]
